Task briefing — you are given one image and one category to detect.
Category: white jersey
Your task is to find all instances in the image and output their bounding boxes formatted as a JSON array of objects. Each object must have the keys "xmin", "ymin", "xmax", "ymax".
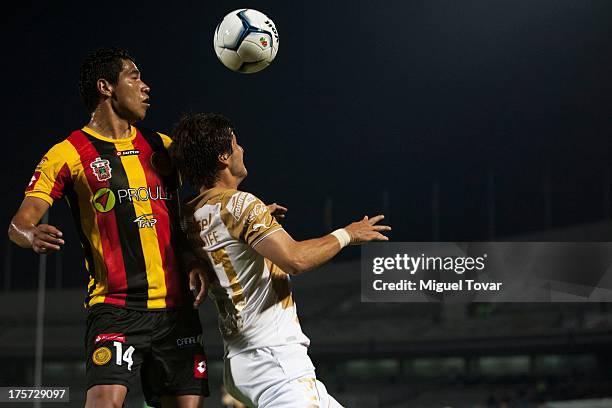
[{"xmin": 185, "ymin": 187, "xmax": 310, "ymax": 358}]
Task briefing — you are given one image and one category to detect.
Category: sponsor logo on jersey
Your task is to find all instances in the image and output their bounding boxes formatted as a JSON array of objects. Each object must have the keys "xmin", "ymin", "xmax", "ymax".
[
  {"xmin": 197, "ymin": 211, "xmax": 214, "ymax": 230},
  {"xmin": 227, "ymin": 192, "xmax": 256, "ymax": 221},
  {"xmin": 116, "ymin": 149, "xmax": 140, "ymax": 157},
  {"xmin": 92, "ymin": 188, "xmax": 116, "ymax": 213},
  {"xmin": 133, "ymin": 214, "xmax": 157, "ymax": 229},
  {"xmin": 252, "ymin": 222, "xmax": 271, "ymax": 232},
  {"xmin": 92, "ymin": 186, "xmax": 170, "ymax": 213},
  {"xmin": 196, "ymin": 205, "xmax": 223, "ymax": 246},
  {"xmin": 90, "ymin": 157, "xmax": 112, "ymax": 182},
  {"xmin": 117, "ymin": 186, "xmax": 170, "ymax": 203},
  {"xmin": 95, "ymin": 333, "xmax": 125, "ymax": 344},
  {"xmin": 92, "ymin": 346, "xmax": 112, "ymax": 366},
  {"xmin": 194, "ymin": 354, "xmax": 208, "ymax": 379},
  {"xmin": 246, "ymin": 203, "xmax": 268, "ymax": 224}
]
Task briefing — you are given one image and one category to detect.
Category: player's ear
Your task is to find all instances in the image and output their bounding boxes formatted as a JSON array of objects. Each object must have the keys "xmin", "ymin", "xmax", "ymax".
[
  {"xmin": 218, "ymin": 153, "xmax": 230, "ymax": 166},
  {"xmin": 97, "ymin": 79, "xmax": 113, "ymax": 98}
]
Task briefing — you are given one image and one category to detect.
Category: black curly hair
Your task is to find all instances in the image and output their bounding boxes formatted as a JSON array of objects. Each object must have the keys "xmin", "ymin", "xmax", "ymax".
[
  {"xmin": 170, "ymin": 113, "xmax": 235, "ymax": 189},
  {"xmin": 79, "ymin": 47, "xmax": 134, "ymax": 113}
]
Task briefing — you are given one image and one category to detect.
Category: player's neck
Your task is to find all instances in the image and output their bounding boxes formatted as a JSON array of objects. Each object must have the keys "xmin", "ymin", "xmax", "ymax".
[
  {"xmin": 213, "ymin": 179, "xmax": 240, "ymax": 191},
  {"xmin": 206, "ymin": 172, "xmax": 241, "ymax": 192},
  {"xmin": 87, "ymin": 106, "xmax": 134, "ymax": 140}
]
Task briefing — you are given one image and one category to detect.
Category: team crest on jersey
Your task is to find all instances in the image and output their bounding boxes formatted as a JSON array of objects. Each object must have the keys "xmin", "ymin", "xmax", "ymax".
[
  {"xmin": 92, "ymin": 346, "xmax": 112, "ymax": 366},
  {"xmin": 226, "ymin": 192, "xmax": 257, "ymax": 221},
  {"xmin": 90, "ymin": 157, "xmax": 112, "ymax": 182}
]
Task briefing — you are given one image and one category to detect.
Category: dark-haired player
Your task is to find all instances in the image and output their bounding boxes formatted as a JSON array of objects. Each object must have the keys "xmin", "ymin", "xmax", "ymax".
[
  {"xmin": 8, "ymin": 48, "xmax": 209, "ymax": 408},
  {"xmin": 170, "ymin": 113, "xmax": 391, "ymax": 407}
]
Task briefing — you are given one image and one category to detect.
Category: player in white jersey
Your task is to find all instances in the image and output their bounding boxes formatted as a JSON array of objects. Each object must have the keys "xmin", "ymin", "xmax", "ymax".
[{"xmin": 170, "ymin": 113, "xmax": 391, "ymax": 408}]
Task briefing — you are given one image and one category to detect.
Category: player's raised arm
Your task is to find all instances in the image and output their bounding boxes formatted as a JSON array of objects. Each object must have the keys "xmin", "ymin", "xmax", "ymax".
[
  {"xmin": 253, "ymin": 214, "xmax": 390, "ymax": 276},
  {"xmin": 8, "ymin": 196, "xmax": 64, "ymax": 254}
]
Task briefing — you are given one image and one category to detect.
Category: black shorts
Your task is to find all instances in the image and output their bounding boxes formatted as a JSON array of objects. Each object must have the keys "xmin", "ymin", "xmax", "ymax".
[{"xmin": 85, "ymin": 304, "xmax": 210, "ymax": 407}]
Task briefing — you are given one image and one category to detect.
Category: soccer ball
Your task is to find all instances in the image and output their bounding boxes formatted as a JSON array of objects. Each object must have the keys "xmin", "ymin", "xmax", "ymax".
[{"xmin": 213, "ymin": 9, "xmax": 279, "ymax": 73}]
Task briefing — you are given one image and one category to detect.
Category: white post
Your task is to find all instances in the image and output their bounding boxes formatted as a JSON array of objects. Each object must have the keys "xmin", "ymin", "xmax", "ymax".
[
  {"xmin": 34, "ymin": 211, "xmax": 49, "ymax": 408},
  {"xmin": 55, "ymin": 251, "xmax": 63, "ymax": 290}
]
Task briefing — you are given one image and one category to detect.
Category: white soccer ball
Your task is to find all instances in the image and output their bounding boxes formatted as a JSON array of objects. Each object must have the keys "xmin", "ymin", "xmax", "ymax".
[{"xmin": 213, "ymin": 9, "xmax": 279, "ymax": 73}]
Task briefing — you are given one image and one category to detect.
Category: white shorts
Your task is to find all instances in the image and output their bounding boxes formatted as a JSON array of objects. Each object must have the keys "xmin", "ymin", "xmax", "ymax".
[{"xmin": 224, "ymin": 344, "xmax": 343, "ymax": 408}]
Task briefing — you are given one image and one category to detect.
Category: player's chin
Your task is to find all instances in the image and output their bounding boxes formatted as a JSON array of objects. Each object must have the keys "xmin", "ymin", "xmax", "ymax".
[
  {"xmin": 133, "ymin": 107, "xmax": 148, "ymax": 122},
  {"xmin": 141, "ymin": 104, "xmax": 150, "ymax": 117}
]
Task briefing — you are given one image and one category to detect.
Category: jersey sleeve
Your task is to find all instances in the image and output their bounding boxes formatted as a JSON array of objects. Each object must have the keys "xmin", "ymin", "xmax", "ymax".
[
  {"xmin": 223, "ymin": 191, "xmax": 283, "ymax": 248},
  {"xmin": 25, "ymin": 143, "xmax": 72, "ymax": 206},
  {"xmin": 158, "ymin": 132, "xmax": 173, "ymax": 150}
]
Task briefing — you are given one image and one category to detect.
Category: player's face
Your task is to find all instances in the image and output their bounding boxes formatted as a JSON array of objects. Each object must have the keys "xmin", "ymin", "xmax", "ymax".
[
  {"xmin": 110, "ymin": 59, "xmax": 150, "ymax": 123},
  {"xmin": 229, "ymin": 133, "xmax": 248, "ymax": 181}
]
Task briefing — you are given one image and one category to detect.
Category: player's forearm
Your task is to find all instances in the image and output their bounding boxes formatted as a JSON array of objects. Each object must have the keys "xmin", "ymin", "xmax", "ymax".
[
  {"xmin": 8, "ymin": 218, "xmax": 35, "ymax": 248},
  {"xmin": 9, "ymin": 197, "xmax": 53, "ymax": 249},
  {"xmin": 256, "ymin": 216, "xmax": 388, "ymax": 275},
  {"xmin": 287, "ymin": 234, "xmax": 343, "ymax": 275}
]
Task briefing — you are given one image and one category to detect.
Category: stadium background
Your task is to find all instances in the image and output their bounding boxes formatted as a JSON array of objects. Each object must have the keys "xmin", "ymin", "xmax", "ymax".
[{"xmin": 1, "ymin": 0, "xmax": 612, "ymax": 406}]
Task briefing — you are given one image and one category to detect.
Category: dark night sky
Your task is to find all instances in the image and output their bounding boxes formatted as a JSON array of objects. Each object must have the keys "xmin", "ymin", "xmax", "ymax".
[{"xmin": 2, "ymin": 0, "xmax": 612, "ymax": 288}]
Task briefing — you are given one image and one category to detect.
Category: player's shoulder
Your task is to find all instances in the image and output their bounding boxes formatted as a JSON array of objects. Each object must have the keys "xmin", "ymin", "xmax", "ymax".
[
  {"xmin": 42, "ymin": 130, "xmax": 84, "ymax": 163},
  {"xmin": 156, "ymin": 131, "xmax": 173, "ymax": 150},
  {"xmin": 187, "ymin": 187, "xmax": 264, "ymax": 218},
  {"xmin": 56, "ymin": 128, "xmax": 85, "ymax": 146},
  {"xmin": 219, "ymin": 189, "xmax": 264, "ymax": 219},
  {"xmin": 136, "ymin": 126, "xmax": 173, "ymax": 150}
]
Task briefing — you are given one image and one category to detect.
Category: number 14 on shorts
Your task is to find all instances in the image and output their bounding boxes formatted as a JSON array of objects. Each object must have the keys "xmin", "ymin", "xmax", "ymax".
[{"xmin": 113, "ymin": 341, "xmax": 135, "ymax": 371}]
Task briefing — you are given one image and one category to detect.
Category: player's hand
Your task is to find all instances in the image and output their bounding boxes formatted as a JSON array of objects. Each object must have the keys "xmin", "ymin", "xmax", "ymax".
[
  {"xmin": 32, "ymin": 224, "xmax": 64, "ymax": 254},
  {"xmin": 344, "ymin": 215, "xmax": 391, "ymax": 244},
  {"xmin": 267, "ymin": 203, "xmax": 288, "ymax": 220},
  {"xmin": 189, "ymin": 266, "xmax": 209, "ymax": 308}
]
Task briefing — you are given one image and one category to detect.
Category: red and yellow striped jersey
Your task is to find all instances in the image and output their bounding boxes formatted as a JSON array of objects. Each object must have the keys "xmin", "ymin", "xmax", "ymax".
[{"xmin": 25, "ymin": 126, "xmax": 186, "ymax": 309}]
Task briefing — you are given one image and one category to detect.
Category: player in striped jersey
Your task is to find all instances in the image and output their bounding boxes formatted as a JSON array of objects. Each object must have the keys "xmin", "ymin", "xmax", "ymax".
[
  {"xmin": 8, "ymin": 48, "xmax": 208, "ymax": 408},
  {"xmin": 170, "ymin": 113, "xmax": 391, "ymax": 407}
]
